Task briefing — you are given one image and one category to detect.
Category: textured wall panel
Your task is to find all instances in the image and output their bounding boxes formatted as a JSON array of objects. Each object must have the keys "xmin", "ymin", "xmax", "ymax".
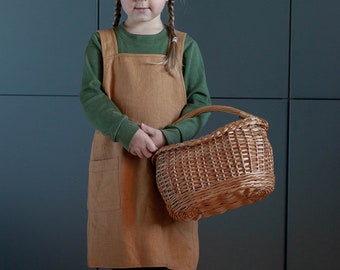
[
  {"xmin": 291, "ymin": 0, "xmax": 340, "ymax": 98},
  {"xmin": 0, "ymin": 97, "xmax": 93, "ymax": 270},
  {"xmin": 177, "ymin": 0, "xmax": 290, "ymax": 99},
  {"xmin": 0, "ymin": 0, "xmax": 97, "ymax": 95},
  {"xmin": 287, "ymin": 100, "xmax": 340, "ymax": 269}
]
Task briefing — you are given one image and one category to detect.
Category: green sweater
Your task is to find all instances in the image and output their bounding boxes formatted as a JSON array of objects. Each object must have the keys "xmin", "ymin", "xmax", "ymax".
[{"xmin": 80, "ymin": 25, "xmax": 211, "ymax": 151}]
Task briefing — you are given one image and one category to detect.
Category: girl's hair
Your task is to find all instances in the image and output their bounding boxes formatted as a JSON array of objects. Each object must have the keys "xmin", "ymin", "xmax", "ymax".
[{"xmin": 113, "ymin": 0, "xmax": 179, "ymax": 74}]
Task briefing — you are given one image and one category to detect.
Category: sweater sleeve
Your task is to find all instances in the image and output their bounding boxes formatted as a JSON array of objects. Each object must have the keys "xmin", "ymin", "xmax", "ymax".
[
  {"xmin": 80, "ymin": 33, "xmax": 139, "ymax": 151},
  {"xmin": 162, "ymin": 35, "xmax": 211, "ymax": 144}
]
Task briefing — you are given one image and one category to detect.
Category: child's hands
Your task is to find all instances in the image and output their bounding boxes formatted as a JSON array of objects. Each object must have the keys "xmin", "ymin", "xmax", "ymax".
[
  {"xmin": 141, "ymin": 123, "xmax": 167, "ymax": 149},
  {"xmin": 129, "ymin": 123, "xmax": 167, "ymax": 159},
  {"xmin": 129, "ymin": 129, "xmax": 158, "ymax": 159}
]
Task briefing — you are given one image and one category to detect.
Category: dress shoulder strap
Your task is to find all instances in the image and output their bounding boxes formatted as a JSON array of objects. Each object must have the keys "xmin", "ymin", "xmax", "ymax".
[
  {"xmin": 174, "ymin": 30, "xmax": 187, "ymax": 64},
  {"xmin": 97, "ymin": 28, "xmax": 118, "ymax": 58}
]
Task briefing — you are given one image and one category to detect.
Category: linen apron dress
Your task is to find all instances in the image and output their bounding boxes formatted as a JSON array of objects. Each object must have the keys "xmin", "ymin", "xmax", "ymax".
[{"xmin": 87, "ymin": 29, "xmax": 199, "ymax": 270}]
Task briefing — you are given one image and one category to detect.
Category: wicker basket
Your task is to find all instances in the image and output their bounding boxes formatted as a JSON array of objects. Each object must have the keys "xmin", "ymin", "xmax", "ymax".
[{"xmin": 152, "ymin": 105, "xmax": 275, "ymax": 221}]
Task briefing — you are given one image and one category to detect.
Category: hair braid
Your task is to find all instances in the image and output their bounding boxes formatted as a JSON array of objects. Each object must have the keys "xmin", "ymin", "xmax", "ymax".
[
  {"xmin": 113, "ymin": 0, "xmax": 122, "ymax": 27},
  {"xmin": 164, "ymin": 0, "xmax": 179, "ymax": 74}
]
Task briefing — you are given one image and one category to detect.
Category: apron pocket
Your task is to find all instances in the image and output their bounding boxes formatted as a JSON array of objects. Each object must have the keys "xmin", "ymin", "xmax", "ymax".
[{"xmin": 87, "ymin": 158, "xmax": 121, "ymax": 212}]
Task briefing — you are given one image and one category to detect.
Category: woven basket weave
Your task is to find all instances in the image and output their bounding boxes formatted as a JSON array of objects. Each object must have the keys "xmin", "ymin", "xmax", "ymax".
[{"xmin": 152, "ymin": 105, "xmax": 275, "ymax": 221}]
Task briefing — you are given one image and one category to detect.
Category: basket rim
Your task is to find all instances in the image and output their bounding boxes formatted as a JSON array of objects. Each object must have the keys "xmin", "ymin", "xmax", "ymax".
[{"xmin": 152, "ymin": 116, "xmax": 268, "ymax": 163}]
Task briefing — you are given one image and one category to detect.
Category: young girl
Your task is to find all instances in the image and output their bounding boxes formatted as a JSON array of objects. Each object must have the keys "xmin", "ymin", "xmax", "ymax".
[{"xmin": 80, "ymin": 0, "xmax": 211, "ymax": 269}]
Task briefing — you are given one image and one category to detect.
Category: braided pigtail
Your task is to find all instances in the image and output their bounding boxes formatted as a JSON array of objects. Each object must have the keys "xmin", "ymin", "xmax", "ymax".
[
  {"xmin": 113, "ymin": 0, "xmax": 122, "ymax": 27},
  {"xmin": 164, "ymin": 0, "xmax": 179, "ymax": 75}
]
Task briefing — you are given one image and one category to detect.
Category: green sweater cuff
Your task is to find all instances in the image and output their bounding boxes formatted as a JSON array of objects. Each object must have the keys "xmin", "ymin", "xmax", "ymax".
[
  {"xmin": 115, "ymin": 119, "xmax": 140, "ymax": 151},
  {"xmin": 162, "ymin": 127, "xmax": 182, "ymax": 145}
]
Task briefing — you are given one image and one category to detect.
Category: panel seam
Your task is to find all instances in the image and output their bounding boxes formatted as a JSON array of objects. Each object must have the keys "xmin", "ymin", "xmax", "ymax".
[
  {"xmin": 284, "ymin": 0, "xmax": 293, "ymax": 269},
  {"xmin": 97, "ymin": 0, "xmax": 100, "ymax": 30}
]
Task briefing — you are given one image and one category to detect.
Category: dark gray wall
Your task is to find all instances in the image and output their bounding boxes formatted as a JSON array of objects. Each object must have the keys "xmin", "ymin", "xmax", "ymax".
[{"xmin": 1, "ymin": 0, "xmax": 339, "ymax": 270}]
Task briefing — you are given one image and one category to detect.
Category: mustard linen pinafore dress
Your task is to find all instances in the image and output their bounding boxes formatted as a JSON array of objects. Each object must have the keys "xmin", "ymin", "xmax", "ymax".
[{"xmin": 87, "ymin": 29, "xmax": 199, "ymax": 270}]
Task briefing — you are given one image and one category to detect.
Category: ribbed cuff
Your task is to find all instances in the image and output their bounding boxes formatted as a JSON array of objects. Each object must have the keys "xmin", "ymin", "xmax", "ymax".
[
  {"xmin": 162, "ymin": 127, "xmax": 182, "ymax": 145},
  {"xmin": 115, "ymin": 119, "xmax": 140, "ymax": 151}
]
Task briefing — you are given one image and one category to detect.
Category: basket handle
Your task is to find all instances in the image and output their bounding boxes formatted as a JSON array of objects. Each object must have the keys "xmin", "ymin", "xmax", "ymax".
[{"xmin": 172, "ymin": 105, "xmax": 254, "ymax": 125}]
